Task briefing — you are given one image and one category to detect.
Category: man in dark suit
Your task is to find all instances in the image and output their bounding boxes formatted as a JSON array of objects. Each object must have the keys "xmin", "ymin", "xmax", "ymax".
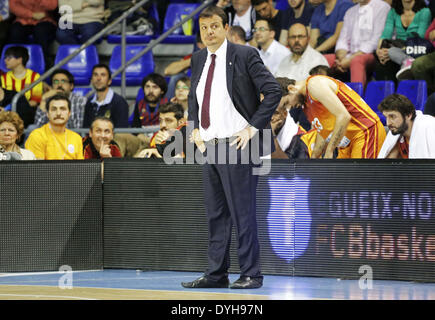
[{"xmin": 181, "ymin": 5, "xmax": 281, "ymax": 290}]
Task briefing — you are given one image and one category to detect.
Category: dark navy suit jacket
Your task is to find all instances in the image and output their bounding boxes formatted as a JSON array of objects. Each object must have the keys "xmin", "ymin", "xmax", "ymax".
[{"xmin": 187, "ymin": 41, "xmax": 282, "ymax": 156}]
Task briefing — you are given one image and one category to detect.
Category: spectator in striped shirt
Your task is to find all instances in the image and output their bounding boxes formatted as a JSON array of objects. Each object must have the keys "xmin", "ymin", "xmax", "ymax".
[
  {"xmin": 33, "ymin": 69, "xmax": 87, "ymax": 129},
  {"xmin": 1, "ymin": 46, "xmax": 42, "ymax": 108},
  {"xmin": 132, "ymin": 73, "xmax": 168, "ymax": 128}
]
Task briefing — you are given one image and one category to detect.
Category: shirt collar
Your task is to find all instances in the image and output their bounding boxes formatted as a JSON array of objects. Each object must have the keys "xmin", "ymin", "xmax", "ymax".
[
  {"xmin": 207, "ymin": 38, "xmax": 228, "ymax": 60},
  {"xmin": 91, "ymin": 88, "xmax": 114, "ymax": 106}
]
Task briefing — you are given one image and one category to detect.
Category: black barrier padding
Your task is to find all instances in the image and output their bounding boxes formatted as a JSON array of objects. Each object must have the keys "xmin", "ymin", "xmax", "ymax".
[
  {"xmin": 104, "ymin": 159, "xmax": 435, "ymax": 282},
  {"xmin": 0, "ymin": 160, "xmax": 103, "ymax": 272},
  {"xmin": 103, "ymin": 159, "xmax": 295, "ymax": 275},
  {"xmin": 294, "ymin": 160, "xmax": 435, "ymax": 282}
]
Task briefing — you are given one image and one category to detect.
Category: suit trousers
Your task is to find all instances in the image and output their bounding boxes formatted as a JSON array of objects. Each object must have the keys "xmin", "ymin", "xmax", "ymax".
[{"xmin": 202, "ymin": 142, "xmax": 262, "ymax": 281}]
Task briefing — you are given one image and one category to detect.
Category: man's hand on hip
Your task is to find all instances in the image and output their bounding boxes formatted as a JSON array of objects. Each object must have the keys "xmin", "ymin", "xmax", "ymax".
[{"xmin": 230, "ymin": 126, "xmax": 258, "ymax": 150}]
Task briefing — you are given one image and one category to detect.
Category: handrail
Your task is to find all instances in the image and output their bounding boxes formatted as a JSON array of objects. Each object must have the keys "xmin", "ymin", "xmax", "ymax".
[{"xmin": 11, "ymin": 0, "xmax": 152, "ymax": 113}]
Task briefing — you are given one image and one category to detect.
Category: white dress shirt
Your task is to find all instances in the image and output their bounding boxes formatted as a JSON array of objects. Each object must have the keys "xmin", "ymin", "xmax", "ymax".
[
  {"xmin": 196, "ymin": 39, "xmax": 249, "ymax": 141},
  {"xmin": 259, "ymin": 40, "xmax": 290, "ymax": 75},
  {"xmin": 274, "ymin": 45, "xmax": 329, "ymax": 80},
  {"xmin": 335, "ymin": 0, "xmax": 390, "ymax": 55}
]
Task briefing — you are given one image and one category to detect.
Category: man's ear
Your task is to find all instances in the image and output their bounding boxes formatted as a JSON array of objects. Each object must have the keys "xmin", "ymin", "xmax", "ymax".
[{"xmin": 287, "ymin": 84, "xmax": 296, "ymax": 94}]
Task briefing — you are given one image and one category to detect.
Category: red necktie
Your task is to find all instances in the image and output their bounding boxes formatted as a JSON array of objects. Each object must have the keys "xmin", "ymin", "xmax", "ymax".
[{"xmin": 201, "ymin": 54, "xmax": 216, "ymax": 130}]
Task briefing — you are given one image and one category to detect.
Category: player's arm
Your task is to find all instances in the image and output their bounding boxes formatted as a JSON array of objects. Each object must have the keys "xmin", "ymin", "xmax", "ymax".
[
  {"xmin": 307, "ymin": 77, "xmax": 351, "ymax": 159},
  {"xmin": 311, "ymin": 131, "xmax": 326, "ymax": 159}
]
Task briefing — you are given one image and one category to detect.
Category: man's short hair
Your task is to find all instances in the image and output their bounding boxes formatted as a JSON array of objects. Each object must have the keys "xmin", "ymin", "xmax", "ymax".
[
  {"xmin": 228, "ymin": 26, "xmax": 246, "ymax": 42},
  {"xmin": 5, "ymin": 46, "xmax": 29, "ymax": 66},
  {"xmin": 46, "ymin": 92, "xmax": 71, "ymax": 112},
  {"xmin": 378, "ymin": 93, "xmax": 417, "ymax": 121},
  {"xmin": 256, "ymin": 18, "xmax": 275, "ymax": 32},
  {"xmin": 92, "ymin": 63, "xmax": 112, "ymax": 79},
  {"xmin": 90, "ymin": 116, "xmax": 115, "ymax": 131},
  {"xmin": 199, "ymin": 5, "xmax": 228, "ymax": 26},
  {"xmin": 159, "ymin": 102, "xmax": 185, "ymax": 121},
  {"xmin": 141, "ymin": 73, "xmax": 168, "ymax": 96},
  {"xmin": 275, "ymin": 77, "xmax": 296, "ymax": 96},
  {"xmin": 51, "ymin": 69, "xmax": 75, "ymax": 85},
  {"xmin": 309, "ymin": 65, "xmax": 330, "ymax": 76},
  {"xmin": 252, "ymin": 0, "xmax": 269, "ymax": 6}
]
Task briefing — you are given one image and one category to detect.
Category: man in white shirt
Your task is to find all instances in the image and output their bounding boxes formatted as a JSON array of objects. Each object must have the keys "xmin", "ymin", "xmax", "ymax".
[
  {"xmin": 182, "ymin": 5, "xmax": 281, "ymax": 290},
  {"xmin": 217, "ymin": 0, "xmax": 257, "ymax": 41},
  {"xmin": 255, "ymin": 19, "xmax": 290, "ymax": 75},
  {"xmin": 324, "ymin": 0, "xmax": 390, "ymax": 87},
  {"xmin": 275, "ymin": 23, "xmax": 329, "ymax": 80}
]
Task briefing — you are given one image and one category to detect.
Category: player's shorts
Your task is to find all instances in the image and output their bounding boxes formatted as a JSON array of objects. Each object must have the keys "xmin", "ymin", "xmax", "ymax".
[{"xmin": 338, "ymin": 121, "xmax": 386, "ymax": 159}]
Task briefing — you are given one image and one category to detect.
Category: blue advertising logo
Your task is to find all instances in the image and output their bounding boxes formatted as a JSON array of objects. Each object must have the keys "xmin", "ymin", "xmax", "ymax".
[{"xmin": 267, "ymin": 176, "xmax": 312, "ymax": 262}]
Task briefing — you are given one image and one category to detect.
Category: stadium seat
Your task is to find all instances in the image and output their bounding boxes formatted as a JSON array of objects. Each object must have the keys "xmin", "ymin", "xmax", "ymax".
[
  {"xmin": 106, "ymin": 2, "xmax": 160, "ymax": 44},
  {"xmin": 0, "ymin": 44, "xmax": 45, "ymax": 75},
  {"xmin": 73, "ymin": 87, "xmax": 92, "ymax": 97},
  {"xmin": 54, "ymin": 45, "xmax": 99, "ymax": 86},
  {"xmin": 109, "ymin": 45, "xmax": 155, "ymax": 86},
  {"xmin": 161, "ymin": 3, "xmax": 201, "ymax": 44},
  {"xmin": 364, "ymin": 80, "xmax": 395, "ymax": 124},
  {"xmin": 345, "ymin": 82, "xmax": 364, "ymax": 97},
  {"xmin": 396, "ymin": 80, "xmax": 428, "ymax": 111}
]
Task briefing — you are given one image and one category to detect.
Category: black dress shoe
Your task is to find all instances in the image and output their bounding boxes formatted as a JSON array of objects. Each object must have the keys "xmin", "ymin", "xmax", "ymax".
[
  {"xmin": 229, "ymin": 276, "xmax": 263, "ymax": 289},
  {"xmin": 181, "ymin": 276, "xmax": 229, "ymax": 288}
]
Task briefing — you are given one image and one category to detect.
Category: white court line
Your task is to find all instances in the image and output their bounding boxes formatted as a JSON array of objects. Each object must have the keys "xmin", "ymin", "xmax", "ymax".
[
  {"xmin": 0, "ymin": 293, "xmax": 97, "ymax": 300},
  {"xmin": 0, "ymin": 270, "xmax": 102, "ymax": 277}
]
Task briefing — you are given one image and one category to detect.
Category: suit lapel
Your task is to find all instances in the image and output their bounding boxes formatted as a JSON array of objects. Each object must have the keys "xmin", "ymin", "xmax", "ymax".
[
  {"xmin": 191, "ymin": 49, "xmax": 208, "ymax": 94},
  {"xmin": 226, "ymin": 42, "xmax": 236, "ymax": 101}
]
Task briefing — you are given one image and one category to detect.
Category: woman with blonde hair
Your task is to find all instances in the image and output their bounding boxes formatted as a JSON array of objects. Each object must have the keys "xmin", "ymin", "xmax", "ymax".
[{"xmin": 0, "ymin": 111, "xmax": 35, "ymax": 160}]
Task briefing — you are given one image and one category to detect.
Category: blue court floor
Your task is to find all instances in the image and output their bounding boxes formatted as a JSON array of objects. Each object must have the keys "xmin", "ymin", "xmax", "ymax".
[{"xmin": 0, "ymin": 269, "xmax": 435, "ymax": 300}]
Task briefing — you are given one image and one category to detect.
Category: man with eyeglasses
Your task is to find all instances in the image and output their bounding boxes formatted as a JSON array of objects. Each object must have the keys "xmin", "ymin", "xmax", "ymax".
[
  {"xmin": 275, "ymin": 23, "xmax": 329, "ymax": 80},
  {"xmin": 33, "ymin": 69, "xmax": 87, "ymax": 129},
  {"xmin": 254, "ymin": 19, "xmax": 290, "ymax": 75}
]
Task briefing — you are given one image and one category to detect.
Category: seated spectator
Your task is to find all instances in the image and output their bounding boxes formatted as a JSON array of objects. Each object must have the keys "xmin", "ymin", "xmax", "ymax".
[
  {"xmin": 83, "ymin": 64, "xmax": 130, "ymax": 128},
  {"xmin": 279, "ymin": 0, "xmax": 315, "ymax": 46},
  {"xmin": 56, "ymin": 0, "xmax": 105, "ymax": 44},
  {"xmin": 217, "ymin": 0, "xmax": 257, "ymax": 42},
  {"xmin": 33, "ymin": 69, "xmax": 87, "ymax": 129},
  {"xmin": 1, "ymin": 46, "xmax": 43, "ymax": 108},
  {"xmin": 309, "ymin": 64, "xmax": 330, "ymax": 75},
  {"xmin": 132, "ymin": 73, "xmax": 168, "ymax": 128},
  {"xmin": 164, "ymin": 32, "xmax": 205, "ymax": 99},
  {"xmin": 83, "ymin": 117, "xmax": 122, "ymax": 159},
  {"xmin": 378, "ymin": 93, "xmax": 435, "ymax": 158},
  {"xmin": 255, "ymin": 19, "xmax": 290, "ymax": 75},
  {"xmin": 0, "ymin": 86, "xmax": 34, "ymax": 128},
  {"xmin": 309, "ymin": 0, "xmax": 353, "ymax": 54},
  {"xmin": 8, "ymin": 0, "xmax": 57, "ymax": 59},
  {"xmin": 410, "ymin": 18, "xmax": 435, "ymax": 94},
  {"xmin": 0, "ymin": 0, "xmax": 13, "ymax": 53},
  {"xmin": 106, "ymin": 0, "xmax": 158, "ymax": 34},
  {"xmin": 324, "ymin": 0, "xmax": 390, "ymax": 88},
  {"xmin": 25, "ymin": 93, "xmax": 84, "ymax": 160},
  {"xmin": 0, "ymin": 110, "xmax": 35, "ymax": 159},
  {"xmin": 252, "ymin": 0, "xmax": 288, "ymax": 42},
  {"xmin": 170, "ymin": 76, "xmax": 190, "ymax": 119},
  {"xmin": 375, "ymin": 0, "xmax": 431, "ymax": 83},
  {"xmin": 135, "ymin": 102, "xmax": 186, "ymax": 158},
  {"xmin": 275, "ymin": 23, "xmax": 329, "ymax": 80},
  {"xmin": 227, "ymin": 25, "xmax": 259, "ymax": 49}
]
